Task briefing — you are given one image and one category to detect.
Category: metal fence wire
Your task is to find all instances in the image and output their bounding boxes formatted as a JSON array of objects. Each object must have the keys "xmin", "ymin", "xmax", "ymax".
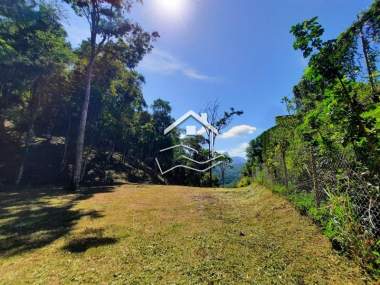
[
  {"xmin": 315, "ymin": 153, "xmax": 380, "ymax": 237},
  {"xmin": 255, "ymin": 152, "xmax": 380, "ymax": 237}
]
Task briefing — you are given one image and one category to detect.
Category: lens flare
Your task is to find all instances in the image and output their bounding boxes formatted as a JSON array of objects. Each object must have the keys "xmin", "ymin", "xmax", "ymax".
[{"xmin": 156, "ymin": 0, "xmax": 187, "ymax": 18}]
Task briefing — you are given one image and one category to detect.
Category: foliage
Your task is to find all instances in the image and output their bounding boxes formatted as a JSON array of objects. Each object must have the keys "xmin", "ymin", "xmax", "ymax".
[
  {"xmin": 242, "ymin": 2, "xmax": 380, "ymax": 277},
  {"xmin": 203, "ymin": 101, "xmax": 243, "ymax": 186},
  {"xmin": 236, "ymin": 176, "xmax": 251, "ymax": 188},
  {"xmin": 64, "ymin": 0, "xmax": 159, "ymax": 189}
]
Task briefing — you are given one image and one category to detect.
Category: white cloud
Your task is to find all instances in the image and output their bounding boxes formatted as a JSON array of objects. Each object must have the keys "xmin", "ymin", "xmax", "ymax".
[
  {"xmin": 140, "ymin": 49, "xmax": 216, "ymax": 81},
  {"xmin": 220, "ymin": 125, "xmax": 256, "ymax": 139},
  {"xmin": 183, "ymin": 68, "xmax": 213, "ymax": 81},
  {"xmin": 227, "ymin": 142, "xmax": 249, "ymax": 158}
]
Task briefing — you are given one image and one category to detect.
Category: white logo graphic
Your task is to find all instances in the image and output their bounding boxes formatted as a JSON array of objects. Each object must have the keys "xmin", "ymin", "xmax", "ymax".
[{"xmin": 155, "ymin": 110, "xmax": 224, "ymax": 175}]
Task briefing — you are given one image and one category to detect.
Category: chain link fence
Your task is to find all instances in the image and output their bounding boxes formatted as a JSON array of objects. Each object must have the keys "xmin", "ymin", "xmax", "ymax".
[
  {"xmin": 254, "ymin": 152, "xmax": 380, "ymax": 237},
  {"xmin": 316, "ymin": 154, "xmax": 380, "ymax": 237}
]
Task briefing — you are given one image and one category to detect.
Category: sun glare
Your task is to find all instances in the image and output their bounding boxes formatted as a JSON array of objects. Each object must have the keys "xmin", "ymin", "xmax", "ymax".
[{"xmin": 156, "ymin": 0, "xmax": 187, "ymax": 18}]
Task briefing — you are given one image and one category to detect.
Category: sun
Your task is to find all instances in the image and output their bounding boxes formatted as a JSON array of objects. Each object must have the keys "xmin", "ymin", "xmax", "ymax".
[{"xmin": 156, "ymin": 0, "xmax": 187, "ymax": 17}]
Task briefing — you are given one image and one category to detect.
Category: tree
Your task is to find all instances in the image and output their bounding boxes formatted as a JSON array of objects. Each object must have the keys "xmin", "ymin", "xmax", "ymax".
[
  {"xmin": 359, "ymin": 22, "xmax": 377, "ymax": 100},
  {"xmin": 75, "ymin": 47, "xmax": 148, "ymax": 183},
  {"xmin": 204, "ymin": 100, "xmax": 243, "ymax": 186},
  {"xmin": 281, "ymin": 96, "xmax": 296, "ymax": 115},
  {"xmin": 0, "ymin": 0, "xmax": 74, "ymax": 184},
  {"xmin": 291, "ymin": 16, "xmax": 379, "ymax": 173},
  {"xmin": 151, "ymin": 99, "xmax": 176, "ymax": 176},
  {"xmin": 65, "ymin": 0, "xmax": 159, "ymax": 189},
  {"xmin": 217, "ymin": 154, "xmax": 232, "ymax": 187}
]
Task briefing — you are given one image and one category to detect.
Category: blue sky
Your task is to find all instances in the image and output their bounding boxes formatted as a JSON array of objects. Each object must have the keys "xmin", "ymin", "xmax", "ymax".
[{"xmin": 61, "ymin": 0, "xmax": 372, "ymax": 157}]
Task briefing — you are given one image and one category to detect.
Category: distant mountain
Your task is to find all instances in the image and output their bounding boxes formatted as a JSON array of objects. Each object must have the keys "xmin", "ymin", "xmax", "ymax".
[
  {"xmin": 231, "ymin": 156, "xmax": 246, "ymax": 165},
  {"xmin": 216, "ymin": 156, "xmax": 246, "ymax": 187}
]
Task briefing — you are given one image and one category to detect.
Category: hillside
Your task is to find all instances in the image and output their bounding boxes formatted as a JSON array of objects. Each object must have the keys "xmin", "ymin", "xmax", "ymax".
[
  {"xmin": 0, "ymin": 184, "xmax": 371, "ymax": 284},
  {"xmin": 216, "ymin": 157, "xmax": 246, "ymax": 187}
]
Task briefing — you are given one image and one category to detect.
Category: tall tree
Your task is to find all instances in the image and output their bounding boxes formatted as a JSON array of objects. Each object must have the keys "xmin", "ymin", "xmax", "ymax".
[{"xmin": 65, "ymin": 0, "xmax": 158, "ymax": 189}]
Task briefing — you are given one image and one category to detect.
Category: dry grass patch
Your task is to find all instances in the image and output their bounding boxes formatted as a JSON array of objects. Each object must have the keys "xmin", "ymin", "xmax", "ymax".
[{"xmin": 0, "ymin": 184, "xmax": 372, "ymax": 284}]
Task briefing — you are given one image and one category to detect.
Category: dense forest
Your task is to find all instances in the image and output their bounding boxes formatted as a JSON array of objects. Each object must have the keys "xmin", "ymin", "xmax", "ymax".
[
  {"xmin": 240, "ymin": 1, "xmax": 380, "ymax": 276},
  {"xmin": 0, "ymin": 0, "xmax": 242, "ymax": 189}
]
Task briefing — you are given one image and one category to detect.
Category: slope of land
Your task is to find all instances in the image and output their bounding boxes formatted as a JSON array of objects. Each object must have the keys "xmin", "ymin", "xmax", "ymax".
[
  {"xmin": 0, "ymin": 184, "xmax": 371, "ymax": 284},
  {"xmin": 216, "ymin": 156, "xmax": 246, "ymax": 187}
]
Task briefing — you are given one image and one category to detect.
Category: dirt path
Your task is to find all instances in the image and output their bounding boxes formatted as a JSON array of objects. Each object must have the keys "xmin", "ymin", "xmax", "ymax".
[{"xmin": 0, "ymin": 184, "xmax": 371, "ymax": 284}]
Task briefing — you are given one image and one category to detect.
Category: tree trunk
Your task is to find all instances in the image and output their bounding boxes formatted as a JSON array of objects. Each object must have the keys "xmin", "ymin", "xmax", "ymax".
[
  {"xmin": 360, "ymin": 24, "xmax": 378, "ymax": 102},
  {"xmin": 71, "ymin": 56, "xmax": 95, "ymax": 190},
  {"xmin": 337, "ymin": 75, "xmax": 350, "ymax": 98},
  {"xmin": 15, "ymin": 80, "xmax": 39, "ymax": 185},
  {"xmin": 60, "ymin": 114, "xmax": 71, "ymax": 172},
  {"xmin": 122, "ymin": 149, "xmax": 127, "ymax": 164},
  {"xmin": 80, "ymin": 148, "xmax": 89, "ymax": 183},
  {"xmin": 208, "ymin": 132, "xmax": 213, "ymax": 187},
  {"xmin": 15, "ymin": 124, "xmax": 34, "ymax": 185},
  {"xmin": 281, "ymin": 149, "xmax": 289, "ymax": 189}
]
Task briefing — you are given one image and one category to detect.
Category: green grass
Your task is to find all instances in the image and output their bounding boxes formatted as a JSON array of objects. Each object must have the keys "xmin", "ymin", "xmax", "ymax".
[{"xmin": 0, "ymin": 184, "xmax": 372, "ymax": 284}]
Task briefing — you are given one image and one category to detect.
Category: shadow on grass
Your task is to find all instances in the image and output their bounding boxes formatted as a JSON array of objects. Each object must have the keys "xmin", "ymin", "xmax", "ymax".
[
  {"xmin": 63, "ymin": 228, "xmax": 118, "ymax": 253},
  {"xmin": 0, "ymin": 186, "xmax": 115, "ymax": 257}
]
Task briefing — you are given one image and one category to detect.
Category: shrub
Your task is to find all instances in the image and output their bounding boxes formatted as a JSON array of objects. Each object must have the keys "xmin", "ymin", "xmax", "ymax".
[
  {"xmin": 236, "ymin": 176, "xmax": 251, "ymax": 188},
  {"xmin": 253, "ymin": 179, "xmax": 379, "ymax": 277}
]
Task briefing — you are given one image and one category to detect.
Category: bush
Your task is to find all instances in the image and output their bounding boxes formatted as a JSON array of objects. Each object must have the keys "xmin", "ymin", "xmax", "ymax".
[
  {"xmin": 252, "ymin": 179, "xmax": 379, "ymax": 277},
  {"xmin": 370, "ymin": 239, "xmax": 380, "ymax": 278},
  {"xmin": 236, "ymin": 176, "xmax": 251, "ymax": 188}
]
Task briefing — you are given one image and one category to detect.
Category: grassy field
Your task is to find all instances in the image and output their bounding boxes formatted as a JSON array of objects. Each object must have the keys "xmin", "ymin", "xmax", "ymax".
[{"xmin": 0, "ymin": 184, "xmax": 372, "ymax": 284}]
